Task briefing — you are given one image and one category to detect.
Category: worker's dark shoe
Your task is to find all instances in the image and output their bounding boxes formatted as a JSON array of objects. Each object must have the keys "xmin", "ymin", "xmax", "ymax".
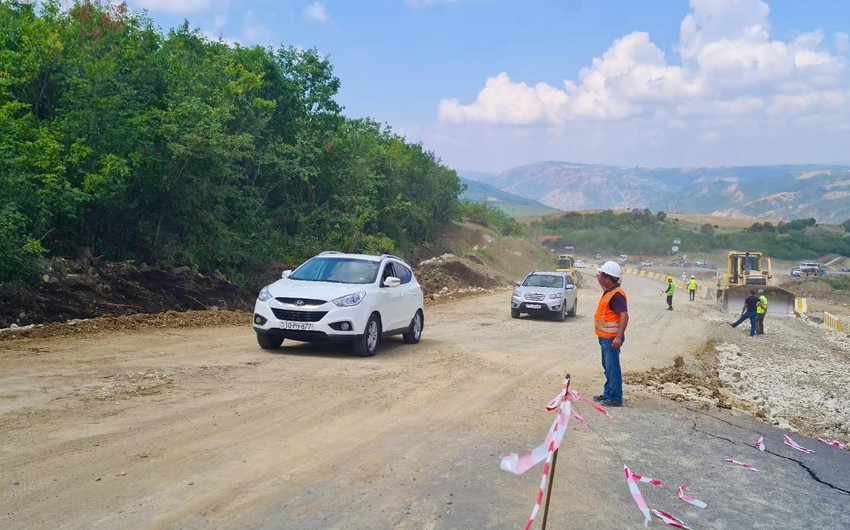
[
  {"xmin": 600, "ymin": 399, "xmax": 623, "ymax": 407},
  {"xmin": 592, "ymin": 395, "xmax": 606, "ymax": 403}
]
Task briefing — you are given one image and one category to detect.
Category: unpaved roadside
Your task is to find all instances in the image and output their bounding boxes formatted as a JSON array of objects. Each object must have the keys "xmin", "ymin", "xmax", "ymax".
[{"xmin": 1, "ymin": 274, "xmax": 848, "ymax": 529}]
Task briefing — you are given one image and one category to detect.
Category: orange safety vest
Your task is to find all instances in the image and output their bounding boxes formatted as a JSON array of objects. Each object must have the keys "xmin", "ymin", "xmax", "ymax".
[{"xmin": 595, "ymin": 285, "xmax": 627, "ymax": 338}]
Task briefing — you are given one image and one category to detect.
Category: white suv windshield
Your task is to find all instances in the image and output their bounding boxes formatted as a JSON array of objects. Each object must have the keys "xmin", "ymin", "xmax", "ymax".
[
  {"xmin": 290, "ymin": 257, "xmax": 380, "ymax": 284},
  {"xmin": 523, "ymin": 275, "xmax": 564, "ymax": 288}
]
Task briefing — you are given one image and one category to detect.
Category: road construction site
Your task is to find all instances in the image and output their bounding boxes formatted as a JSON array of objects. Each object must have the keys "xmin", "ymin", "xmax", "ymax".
[{"xmin": 1, "ymin": 269, "xmax": 849, "ymax": 529}]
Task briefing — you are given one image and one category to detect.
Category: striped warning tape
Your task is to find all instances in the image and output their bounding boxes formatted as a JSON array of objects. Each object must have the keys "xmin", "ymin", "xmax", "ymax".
[
  {"xmin": 624, "ymin": 465, "xmax": 652, "ymax": 526},
  {"xmin": 500, "ymin": 376, "xmax": 572, "ymax": 530},
  {"xmin": 651, "ymin": 509, "xmax": 692, "ymax": 529},
  {"xmin": 817, "ymin": 437, "xmax": 847, "ymax": 449},
  {"xmin": 784, "ymin": 434, "xmax": 814, "ymax": 454},
  {"xmin": 677, "ymin": 485, "xmax": 707, "ymax": 508},
  {"xmin": 726, "ymin": 458, "xmax": 760, "ymax": 472}
]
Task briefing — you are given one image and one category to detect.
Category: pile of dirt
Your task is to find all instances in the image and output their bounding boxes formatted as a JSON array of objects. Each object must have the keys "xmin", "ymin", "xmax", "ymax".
[
  {"xmin": 414, "ymin": 253, "xmax": 510, "ymax": 302},
  {"xmin": 0, "ymin": 310, "xmax": 249, "ymax": 342},
  {"xmin": 0, "ymin": 257, "xmax": 255, "ymax": 328},
  {"xmin": 776, "ymin": 276, "xmax": 850, "ymax": 316}
]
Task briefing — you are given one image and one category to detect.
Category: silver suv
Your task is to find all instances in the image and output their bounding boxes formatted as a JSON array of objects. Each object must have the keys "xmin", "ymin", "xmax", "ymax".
[{"xmin": 510, "ymin": 271, "xmax": 578, "ymax": 321}]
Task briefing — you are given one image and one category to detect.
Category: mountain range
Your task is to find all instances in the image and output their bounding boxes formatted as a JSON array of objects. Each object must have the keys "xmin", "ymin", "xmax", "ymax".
[{"xmin": 459, "ymin": 163, "xmax": 850, "ymax": 223}]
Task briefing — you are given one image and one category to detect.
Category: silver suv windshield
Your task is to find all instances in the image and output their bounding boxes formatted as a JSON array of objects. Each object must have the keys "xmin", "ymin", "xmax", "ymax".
[
  {"xmin": 523, "ymin": 274, "xmax": 564, "ymax": 288},
  {"xmin": 290, "ymin": 257, "xmax": 380, "ymax": 284}
]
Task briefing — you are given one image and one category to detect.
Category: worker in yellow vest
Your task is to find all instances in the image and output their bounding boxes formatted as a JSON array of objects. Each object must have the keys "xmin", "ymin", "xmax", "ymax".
[
  {"xmin": 756, "ymin": 289, "xmax": 768, "ymax": 335},
  {"xmin": 663, "ymin": 276, "xmax": 674, "ymax": 310},
  {"xmin": 688, "ymin": 275, "xmax": 697, "ymax": 301}
]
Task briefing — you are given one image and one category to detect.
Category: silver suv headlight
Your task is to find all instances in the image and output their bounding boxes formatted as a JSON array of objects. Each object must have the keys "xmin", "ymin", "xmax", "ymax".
[
  {"xmin": 258, "ymin": 286, "xmax": 272, "ymax": 301},
  {"xmin": 333, "ymin": 291, "xmax": 366, "ymax": 307},
  {"xmin": 512, "ymin": 290, "xmax": 521, "ymax": 298},
  {"xmin": 549, "ymin": 292, "xmax": 563, "ymax": 300}
]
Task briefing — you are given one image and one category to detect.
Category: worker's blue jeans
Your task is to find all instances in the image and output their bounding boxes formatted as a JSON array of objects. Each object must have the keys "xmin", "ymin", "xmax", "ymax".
[
  {"xmin": 599, "ymin": 337, "xmax": 623, "ymax": 402},
  {"xmin": 731, "ymin": 311, "xmax": 758, "ymax": 336}
]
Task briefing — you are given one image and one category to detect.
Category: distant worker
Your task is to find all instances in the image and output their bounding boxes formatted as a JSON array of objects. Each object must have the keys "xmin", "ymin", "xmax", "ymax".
[
  {"xmin": 730, "ymin": 289, "xmax": 759, "ymax": 337},
  {"xmin": 756, "ymin": 289, "xmax": 768, "ymax": 335},
  {"xmin": 681, "ymin": 272, "xmax": 687, "ymax": 282},
  {"xmin": 663, "ymin": 276, "xmax": 675, "ymax": 310},
  {"xmin": 688, "ymin": 275, "xmax": 697, "ymax": 301},
  {"xmin": 593, "ymin": 261, "xmax": 628, "ymax": 407}
]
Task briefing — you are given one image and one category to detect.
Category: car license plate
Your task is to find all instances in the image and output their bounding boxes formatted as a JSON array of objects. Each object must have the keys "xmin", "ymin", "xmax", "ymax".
[
  {"xmin": 282, "ymin": 321, "xmax": 313, "ymax": 330},
  {"xmin": 525, "ymin": 304, "xmax": 542, "ymax": 309}
]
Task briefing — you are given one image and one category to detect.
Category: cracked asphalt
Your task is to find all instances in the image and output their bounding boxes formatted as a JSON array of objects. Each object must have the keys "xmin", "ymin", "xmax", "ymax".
[{"xmin": 572, "ymin": 396, "xmax": 850, "ymax": 529}]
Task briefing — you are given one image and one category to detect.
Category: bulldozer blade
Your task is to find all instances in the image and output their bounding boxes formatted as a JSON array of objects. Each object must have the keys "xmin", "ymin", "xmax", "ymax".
[{"xmin": 716, "ymin": 285, "xmax": 797, "ymax": 317}]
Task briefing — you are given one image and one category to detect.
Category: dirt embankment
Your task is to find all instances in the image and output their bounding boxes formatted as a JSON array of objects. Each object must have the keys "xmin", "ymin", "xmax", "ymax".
[
  {"xmin": 0, "ymin": 250, "xmax": 511, "ymax": 340},
  {"xmin": 0, "ymin": 258, "xmax": 256, "ymax": 329}
]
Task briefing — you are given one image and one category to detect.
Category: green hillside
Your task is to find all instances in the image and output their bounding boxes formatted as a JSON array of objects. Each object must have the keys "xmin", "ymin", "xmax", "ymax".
[
  {"xmin": 459, "ymin": 177, "xmax": 558, "ymax": 217},
  {"xmin": 531, "ymin": 209, "xmax": 850, "ymax": 261}
]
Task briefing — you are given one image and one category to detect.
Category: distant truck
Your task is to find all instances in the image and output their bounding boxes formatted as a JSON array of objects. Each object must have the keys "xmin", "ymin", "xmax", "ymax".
[{"xmin": 800, "ymin": 262, "xmax": 823, "ymax": 276}]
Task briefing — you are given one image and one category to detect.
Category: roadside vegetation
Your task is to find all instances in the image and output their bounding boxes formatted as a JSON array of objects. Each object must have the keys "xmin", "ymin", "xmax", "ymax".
[{"xmin": 1, "ymin": 1, "xmax": 519, "ymax": 286}]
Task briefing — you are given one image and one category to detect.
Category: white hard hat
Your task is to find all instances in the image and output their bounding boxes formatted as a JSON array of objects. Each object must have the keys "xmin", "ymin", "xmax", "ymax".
[
  {"xmin": 599, "ymin": 261, "xmax": 622, "ymax": 278},
  {"xmin": 758, "ymin": 289, "xmax": 764, "ymax": 294},
  {"xmin": 691, "ymin": 275, "xmax": 695, "ymax": 278}
]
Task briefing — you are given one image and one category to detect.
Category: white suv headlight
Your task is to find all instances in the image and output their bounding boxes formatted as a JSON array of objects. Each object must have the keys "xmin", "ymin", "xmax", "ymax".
[
  {"xmin": 258, "ymin": 286, "xmax": 272, "ymax": 301},
  {"xmin": 548, "ymin": 292, "xmax": 563, "ymax": 300},
  {"xmin": 512, "ymin": 290, "xmax": 521, "ymax": 298},
  {"xmin": 333, "ymin": 291, "xmax": 366, "ymax": 307}
]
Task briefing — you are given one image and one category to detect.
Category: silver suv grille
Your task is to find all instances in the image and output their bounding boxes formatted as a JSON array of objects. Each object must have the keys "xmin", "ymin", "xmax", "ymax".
[{"xmin": 524, "ymin": 293, "xmax": 545, "ymax": 301}]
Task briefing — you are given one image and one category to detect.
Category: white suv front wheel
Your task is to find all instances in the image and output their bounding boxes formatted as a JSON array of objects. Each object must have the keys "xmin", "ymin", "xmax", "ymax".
[
  {"xmin": 403, "ymin": 310, "xmax": 424, "ymax": 344},
  {"xmin": 354, "ymin": 314, "xmax": 381, "ymax": 357}
]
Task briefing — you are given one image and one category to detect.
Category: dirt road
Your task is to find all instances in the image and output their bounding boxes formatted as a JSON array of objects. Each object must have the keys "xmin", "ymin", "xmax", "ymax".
[{"xmin": 2, "ymin": 274, "xmax": 848, "ymax": 529}]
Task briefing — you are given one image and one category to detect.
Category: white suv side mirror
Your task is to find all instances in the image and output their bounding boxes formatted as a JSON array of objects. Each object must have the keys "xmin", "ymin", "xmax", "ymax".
[
  {"xmin": 281, "ymin": 270, "xmax": 292, "ymax": 279},
  {"xmin": 383, "ymin": 276, "xmax": 401, "ymax": 288}
]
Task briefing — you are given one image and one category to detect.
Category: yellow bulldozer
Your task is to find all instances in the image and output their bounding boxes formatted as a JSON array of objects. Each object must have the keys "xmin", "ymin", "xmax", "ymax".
[
  {"xmin": 716, "ymin": 251, "xmax": 796, "ymax": 316},
  {"xmin": 554, "ymin": 254, "xmax": 583, "ymax": 287}
]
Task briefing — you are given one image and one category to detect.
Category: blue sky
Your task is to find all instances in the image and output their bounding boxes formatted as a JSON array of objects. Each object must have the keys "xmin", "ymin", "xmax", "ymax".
[{"xmin": 128, "ymin": 0, "xmax": 850, "ymax": 172}]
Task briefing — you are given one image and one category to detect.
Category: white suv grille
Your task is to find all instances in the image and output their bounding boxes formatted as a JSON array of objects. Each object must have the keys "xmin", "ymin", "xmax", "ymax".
[{"xmin": 524, "ymin": 293, "xmax": 545, "ymax": 301}]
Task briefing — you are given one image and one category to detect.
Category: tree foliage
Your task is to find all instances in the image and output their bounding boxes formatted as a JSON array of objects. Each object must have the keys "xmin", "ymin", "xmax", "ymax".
[{"xmin": 0, "ymin": 1, "xmax": 466, "ymax": 283}]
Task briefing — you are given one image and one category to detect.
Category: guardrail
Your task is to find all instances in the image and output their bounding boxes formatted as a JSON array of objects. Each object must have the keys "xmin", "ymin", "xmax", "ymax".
[{"xmin": 823, "ymin": 311, "xmax": 846, "ymax": 333}]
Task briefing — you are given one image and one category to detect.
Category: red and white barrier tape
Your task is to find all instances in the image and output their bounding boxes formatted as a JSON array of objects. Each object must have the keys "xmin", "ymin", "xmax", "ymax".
[
  {"xmin": 571, "ymin": 409, "xmax": 588, "ymax": 427},
  {"xmin": 500, "ymin": 404, "xmax": 570, "ymax": 475},
  {"xmin": 783, "ymin": 434, "xmax": 814, "ymax": 454},
  {"xmin": 726, "ymin": 458, "xmax": 760, "ymax": 472},
  {"xmin": 501, "ymin": 376, "xmax": 572, "ymax": 530},
  {"xmin": 630, "ymin": 471, "xmax": 663, "ymax": 487},
  {"xmin": 754, "ymin": 436, "xmax": 765, "ymax": 451},
  {"xmin": 569, "ymin": 389, "xmax": 614, "ymax": 419},
  {"xmin": 817, "ymin": 437, "xmax": 847, "ymax": 449},
  {"xmin": 677, "ymin": 485, "xmax": 707, "ymax": 508},
  {"xmin": 651, "ymin": 509, "xmax": 692, "ymax": 529},
  {"xmin": 624, "ymin": 465, "xmax": 652, "ymax": 527}
]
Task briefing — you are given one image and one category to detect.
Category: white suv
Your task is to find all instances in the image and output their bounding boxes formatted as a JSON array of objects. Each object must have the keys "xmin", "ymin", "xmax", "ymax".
[{"xmin": 253, "ymin": 252, "xmax": 424, "ymax": 357}]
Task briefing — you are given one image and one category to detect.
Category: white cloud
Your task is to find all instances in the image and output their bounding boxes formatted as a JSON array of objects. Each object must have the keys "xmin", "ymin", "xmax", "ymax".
[
  {"xmin": 304, "ymin": 2, "xmax": 329, "ymax": 23},
  {"xmin": 133, "ymin": 0, "xmax": 211, "ymax": 14},
  {"xmin": 240, "ymin": 10, "xmax": 275, "ymax": 45},
  {"xmin": 836, "ymin": 32, "xmax": 849, "ymax": 55},
  {"xmin": 439, "ymin": 0, "xmax": 849, "ymax": 132}
]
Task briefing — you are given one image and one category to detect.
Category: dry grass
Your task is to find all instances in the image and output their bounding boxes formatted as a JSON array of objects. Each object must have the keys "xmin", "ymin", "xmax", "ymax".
[{"xmin": 666, "ymin": 212, "xmax": 769, "ymax": 229}]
